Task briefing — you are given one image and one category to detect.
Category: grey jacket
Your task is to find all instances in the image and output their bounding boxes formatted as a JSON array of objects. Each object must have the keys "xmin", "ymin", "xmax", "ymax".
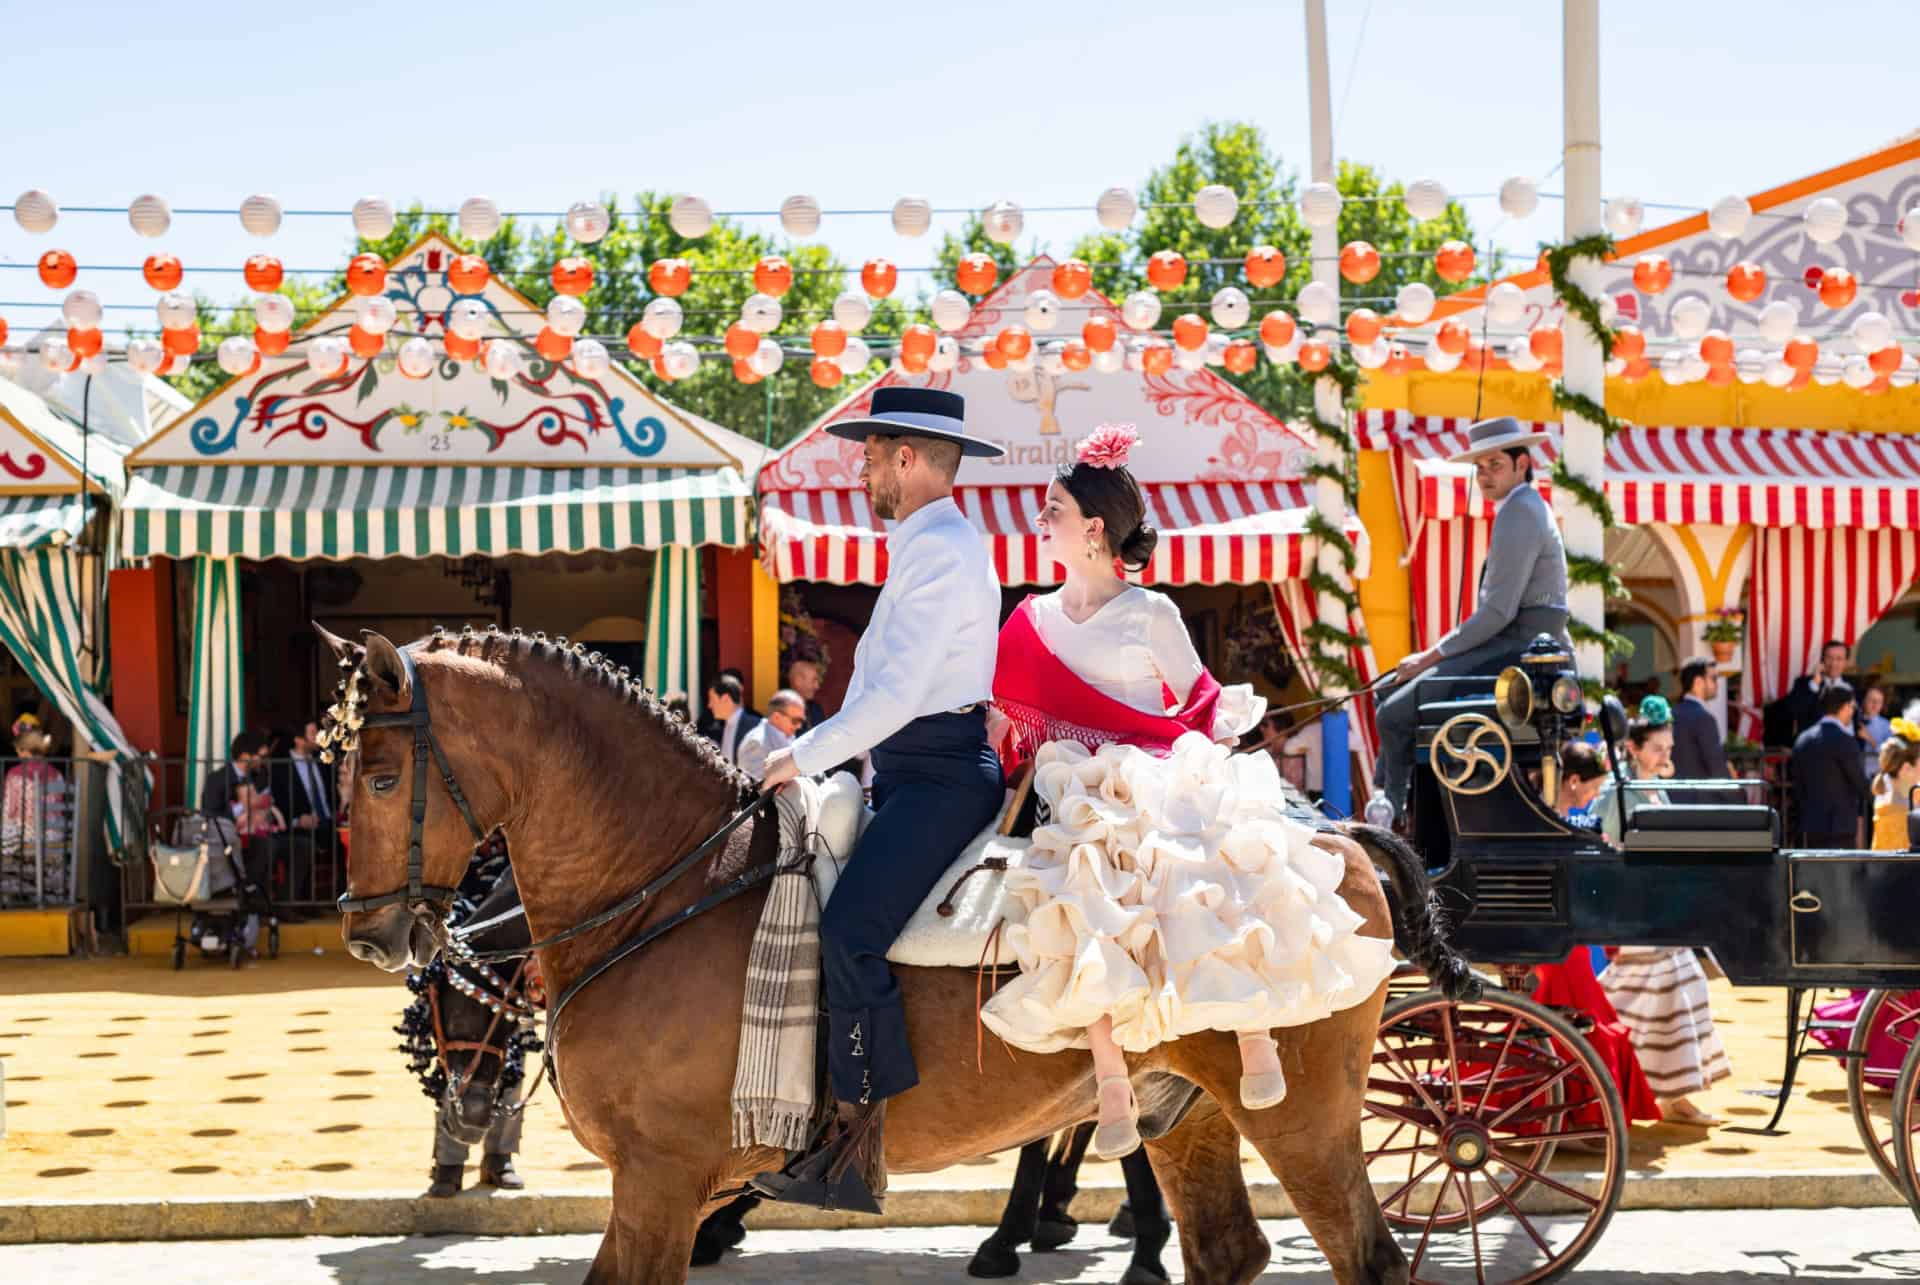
[{"xmin": 1439, "ymin": 484, "xmax": 1569, "ymax": 659}]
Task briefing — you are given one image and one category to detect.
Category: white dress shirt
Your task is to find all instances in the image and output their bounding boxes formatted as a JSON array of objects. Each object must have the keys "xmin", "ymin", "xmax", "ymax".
[
  {"xmin": 791, "ymin": 496, "xmax": 1000, "ymax": 776},
  {"xmin": 736, "ymin": 718, "xmax": 794, "ymax": 782},
  {"xmin": 718, "ymin": 708, "xmax": 744, "ymax": 763}
]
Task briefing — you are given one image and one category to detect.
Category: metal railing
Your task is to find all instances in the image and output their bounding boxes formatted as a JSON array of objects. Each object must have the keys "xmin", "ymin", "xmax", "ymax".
[
  {"xmin": 0, "ymin": 754, "xmax": 80, "ymax": 910},
  {"xmin": 118, "ymin": 755, "xmax": 349, "ymax": 918}
]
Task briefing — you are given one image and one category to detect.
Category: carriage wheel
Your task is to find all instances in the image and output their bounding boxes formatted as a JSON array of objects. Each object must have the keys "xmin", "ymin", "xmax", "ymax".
[
  {"xmin": 1892, "ymin": 1034, "xmax": 1920, "ymax": 1227},
  {"xmin": 1364, "ymin": 989, "xmax": 1626, "ymax": 1285},
  {"xmin": 1846, "ymin": 990, "xmax": 1920, "ymax": 1196}
]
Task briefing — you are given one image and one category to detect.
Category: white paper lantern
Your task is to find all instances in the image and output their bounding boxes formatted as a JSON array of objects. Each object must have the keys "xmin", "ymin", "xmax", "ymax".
[
  {"xmin": 662, "ymin": 341, "xmax": 700, "ymax": 380},
  {"xmin": 751, "ymin": 337, "xmax": 787, "ymax": 378},
  {"xmin": 1121, "ymin": 290, "xmax": 1162, "ymax": 331},
  {"xmin": 1708, "ymin": 195, "xmax": 1751, "ymax": 240},
  {"xmin": 1498, "ymin": 176, "xmax": 1539, "ymax": 220},
  {"xmin": 1850, "ymin": 310, "xmax": 1893, "ymax": 353},
  {"xmin": 1299, "ymin": 181, "xmax": 1342, "ymax": 229},
  {"xmin": 1025, "ymin": 289, "xmax": 1061, "ymax": 332},
  {"xmin": 741, "ymin": 293, "xmax": 783, "ymax": 334},
  {"xmin": 61, "ymin": 290, "xmax": 102, "ymax": 330},
  {"xmin": 779, "ymin": 194, "xmax": 821, "ymax": 239},
  {"xmin": 253, "ymin": 293, "xmax": 296, "ymax": 334},
  {"xmin": 1843, "ymin": 354, "xmax": 1874, "ymax": 388},
  {"xmin": 446, "ymin": 298, "xmax": 488, "ymax": 342},
  {"xmin": 1668, "ymin": 294, "xmax": 1712, "ymax": 340},
  {"xmin": 571, "ymin": 337, "xmax": 610, "ymax": 379},
  {"xmin": 215, "ymin": 335, "xmax": 258, "ymax": 376},
  {"xmin": 1735, "ymin": 349, "xmax": 1766, "ymax": 383},
  {"xmin": 156, "ymin": 292, "xmax": 197, "ymax": 330},
  {"xmin": 1353, "ymin": 339, "xmax": 1390, "ymax": 370},
  {"xmin": 356, "ymin": 295, "xmax": 399, "ymax": 335},
  {"xmin": 13, "ymin": 189, "xmax": 57, "ymax": 234},
  {"xmin": 1209, "ymin": 286, "xmax": 1251, "ymax": 330},
  {"xmin": 1404, "ymin": 177, "xmax": 1449, "ymax": 223},
  {"xmin": 546, "ymin": 294, "xmax": 587, "ymax": 337},
  {"xmin": 1757, "ymin": 300, "xmax": 1797, "ymax": 345},
  {"xmin": 125, "ymin": 337, "xmax": 164, "ymax": 375},
  {"xmin": 983, "ymin": 199, "xmax": 1023, "ymax": 245},
  {"xmin": 1605, "ymin": 355, "xmax": 1627, "ymax": 378},
  {"xmin": 565, "ymin": 200, "xmax": 611, "ymax": 245},
  {"xmin": 1892, "ymin": 366, "xmax": 1917, "ymax": 390},
  {"xmin": 1682, "ymin": 352, "xmax": 1710, "ymax": 383},
  {"xmin": 1199, "ymin": 332, "xmax": 1227, "ymax": 367},
  {"xmin": 457, "ymin": 196, "xmax": 501, "ymax": 241},
  {"xmin": 1424, "ymin": 344, "xmax": 1462, "ymax": 373},
  {"xmin": 660, "ymin": 195, "xmax": 709, "ymax": 240},
  {"xmin": 1092, "ymin": 345, "xmax": 1125, "ymax": 374},
  {"xmin": 128, "ymin": 194, "xmax": 171, "ymax": 238},
  {"xmin": 1297, "ymin": 280, "xmax": 1338, "ymax": 327},
  {"xmin": 1265, "ymin": 336, "xmax": 1301, "ymax": 367},
  {"xmin": 1193, "ymin": 184, "xmax": 1239, "ymax": 229},
  {"xmin": 1597, "ymin": 294, "xmax": 1619, "ymax": 328},
  {"xmin": 929, "ymin": 335, "xmax": 960, "ymax": 373},
  {"xmin": 1486, "ymin": 281, "xmax": 1527, "ymax": 327},
  {"xmin": 833, "ymin": 336, "xmax": 869, "ymax": 377},
  {"xmin": 1505, "ymin": 335, "xmax": 1542, "ymax": 373},
  {"xmin": 0, "ymin": 349, "xmax": 18, "ymax": 381},
  {"xmin": 639, "ymin": 297, "xmax": 683, "ymax": 341},
  {"xmin": 930, "ymin": 289, "xmax": 971, "ymax": 332},
  {"xmin": 832, "ymin": 291, "xmax": 872, "ymax": 333},
  {"xmin": 1659, "ymin": 349, "xmax": 1689, "ymax": 384},
  {"xmin": 1173, "ymin": 343, "xmax": 1207, "ymax": 372},
  {"xmin": 40, "ymin": 338, "xmax": 74, "ymax": 373},
  {"xmin": 1123, "ymin": 343, "xmax": 1146, "ymax": 373},
  {"xmin": 891, "ymin": 196, "xmax": 933, "ymax": 238},
  {"xmin": 1096, "ymin": 186, "xmax": 1137, "ymax": 231},
  {"xmin": 309, "ymin": 335, "xmax": 350, "ymax": 377},
  {"xmin": 480, "ymin": 339, "xmax": 520, "ymax": 380},
  {"xmin": 1763, "ymin": 356, "xmax": 1794, "ymax": 388},
  {"xmin": 1007, "ymin": 349, "xmax": 1036, "ymax": 374},
  {"xmin": 1901, "ymin": 206, "xmax": 1920, "ymax": 252},
  {"xmin": 1603, "ymin": 196, "xmax": 1644, "ymax": 239},
  {"xmin": 1810, "ymin": 361, "xmax": 1840, "ymax": 386},
  {"xmin": 1395, "ymin": 281, "xmax": 1436, "ymax": 325},
  {"xmin": 1803, "ymin": 196, "xmax": 1847, "ymax": 245},
  {"xmin": 352, "ymin": 196, "xmax": 396, "ymax": 240},
  {"xmin": 239, "ymin": 193, "xmax": 283, "ymax": 237}
]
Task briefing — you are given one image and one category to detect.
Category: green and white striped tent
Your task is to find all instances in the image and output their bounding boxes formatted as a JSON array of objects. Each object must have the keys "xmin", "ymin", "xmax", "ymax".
[{"xmin": 120, "ymin": 234, "xmax": 767, "ymax": 795}]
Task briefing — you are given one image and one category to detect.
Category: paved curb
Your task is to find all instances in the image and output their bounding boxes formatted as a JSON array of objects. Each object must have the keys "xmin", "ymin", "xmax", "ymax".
[{"xmin": 0, "ymin": 1169, "xmax": 1901, "ymax": 1244}]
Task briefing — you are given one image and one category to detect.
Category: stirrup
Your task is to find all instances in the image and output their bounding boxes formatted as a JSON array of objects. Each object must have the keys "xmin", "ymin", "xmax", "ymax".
[{"xmin": 748, "ymin": 1108, "xmax": 885, "ymax": 1215}]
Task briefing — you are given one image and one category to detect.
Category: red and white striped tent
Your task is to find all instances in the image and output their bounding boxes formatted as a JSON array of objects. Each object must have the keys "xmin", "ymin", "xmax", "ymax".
[{"xmin": 760, "ymin": 257, "xmax": 1382, "ymax": 778}]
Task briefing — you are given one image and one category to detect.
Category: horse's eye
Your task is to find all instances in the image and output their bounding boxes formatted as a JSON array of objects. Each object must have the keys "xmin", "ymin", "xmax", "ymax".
[{"xmin": 369, "ymin": 775, "xmax": 400, "ymax": 795}]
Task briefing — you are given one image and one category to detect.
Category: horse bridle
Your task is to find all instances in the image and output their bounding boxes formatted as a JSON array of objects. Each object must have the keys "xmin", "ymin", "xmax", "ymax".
[
  {"xmin": 428, "ymin": 951, "xmax": 539, "ymax": 1113},
  {"xmin": 336, "ymin": 647, "xmax": 489, "ymax": 916}
]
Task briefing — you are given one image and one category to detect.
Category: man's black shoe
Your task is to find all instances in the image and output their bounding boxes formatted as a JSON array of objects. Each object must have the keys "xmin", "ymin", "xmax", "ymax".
[
  {"xmin": 426, "ymin": 1163, "xmax": 463, "ymax": 1198},
  {"xmin": 748, "ymin": 1102, "xmax": 885, "ymax": 1214},
  {"xmin": 479, "ymin": 1154, "xmax": 524, "ymax": 1189}
]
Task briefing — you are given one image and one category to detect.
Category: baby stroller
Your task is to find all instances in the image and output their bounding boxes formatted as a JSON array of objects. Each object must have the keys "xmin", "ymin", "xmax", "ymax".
[{"xmin": 148, "ymin": 805, "xmax": 280, "ymax": 969}]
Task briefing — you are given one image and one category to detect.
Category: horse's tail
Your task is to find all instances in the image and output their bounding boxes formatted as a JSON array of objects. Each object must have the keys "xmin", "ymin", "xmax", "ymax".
[{"xmin": 1346, "ymin": 822, "xmax": 1482, "ymax": 1002}]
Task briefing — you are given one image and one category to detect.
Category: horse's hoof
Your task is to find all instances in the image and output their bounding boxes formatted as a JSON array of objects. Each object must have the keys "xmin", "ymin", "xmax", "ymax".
[
  {"xmin": 1107, "ymin": 1204, "xmax": 1135, "ymax": 1239},
  {"xmin": 966, "ymin": 1241, "xmax": 1021, "ymax": 1278},
  {"xmin": 688, "ymin": 1238, "xmax": 725, "ymax": 1269},
  {"xmin": 1121, "ymin": 1264, "xmax": 1171, "ymax": 1285},
  {"xmin": 1032, "ymin": 1216, "xmax": 1078, "ymax": 1251}
]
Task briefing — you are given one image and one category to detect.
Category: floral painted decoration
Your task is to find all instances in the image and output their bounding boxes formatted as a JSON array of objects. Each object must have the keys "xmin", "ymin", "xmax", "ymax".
[{"xmin": 1075, "ymin": 422, "xmax": 1139, "ymax": 470}]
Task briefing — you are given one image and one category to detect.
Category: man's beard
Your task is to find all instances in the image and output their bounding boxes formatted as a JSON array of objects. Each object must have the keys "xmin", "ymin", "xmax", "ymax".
[{"xmin": 870, "ymin": 480, "xmax": 902, "ymax": 520}]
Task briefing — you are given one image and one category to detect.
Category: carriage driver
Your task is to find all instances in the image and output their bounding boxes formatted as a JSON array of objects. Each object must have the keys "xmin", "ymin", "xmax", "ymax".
[
  {"xmin": 1373, "ymin": 416, "xmax": 1571, "ymax": 821},
  {"xmin": 753, "ymin": 387, "xmax": 1007, "ymax": 1212}
]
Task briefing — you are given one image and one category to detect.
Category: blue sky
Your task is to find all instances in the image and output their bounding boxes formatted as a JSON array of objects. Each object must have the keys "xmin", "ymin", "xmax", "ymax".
[{"xmin": 5, "ymin": 0, "xmax": 1916, "ymax": 331}]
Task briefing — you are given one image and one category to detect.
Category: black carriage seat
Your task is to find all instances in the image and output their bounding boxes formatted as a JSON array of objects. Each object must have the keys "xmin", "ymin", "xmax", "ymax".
[{"xmin": 1623, "ymin": 800, "xmax": 1778, "ymax": 852}]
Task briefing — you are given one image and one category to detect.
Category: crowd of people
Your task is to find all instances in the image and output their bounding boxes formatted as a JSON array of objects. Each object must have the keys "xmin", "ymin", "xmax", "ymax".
[{"xmin": 198, "ymin": 721, "xmax": 343, "ymax": 929}]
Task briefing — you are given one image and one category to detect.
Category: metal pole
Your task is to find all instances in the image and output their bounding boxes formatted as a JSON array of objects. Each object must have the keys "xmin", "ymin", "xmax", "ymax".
[
  {"xmin": 1560, "ymin": 0, "xmax": 1607, "ymax": 679},
  {"xmin": 1304, "ymin": 0, "xmax": 1353, "ymax": 817}
]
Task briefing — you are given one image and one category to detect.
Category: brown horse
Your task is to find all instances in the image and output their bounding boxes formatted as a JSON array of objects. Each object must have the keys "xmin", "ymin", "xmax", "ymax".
[{"xmin": 328, "ymin": 627, "xmax": 1469, "ymax": 1285}]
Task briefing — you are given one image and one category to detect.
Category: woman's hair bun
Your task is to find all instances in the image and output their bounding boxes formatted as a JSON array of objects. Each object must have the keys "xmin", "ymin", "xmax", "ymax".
[{"xmin": 1118, "ymin": 521, "xmax": 1158, "ymax": 571}]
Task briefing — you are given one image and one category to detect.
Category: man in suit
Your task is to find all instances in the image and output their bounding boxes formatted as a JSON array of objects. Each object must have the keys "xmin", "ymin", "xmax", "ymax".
[
  {"xmin": 277, "ymin": 721, "xmax": 337, "ymax": 905},
  {"xmin": 1791, "ymin": 680, "xmax": 1870, "ymax": 848},
  {"xmin": 1374, "ymin": 417, "xmax": 1571, "ymax": 820},
  {"xmin": 697, "ymin": 667, "xmax": 754, "ymax": 741},
  {"xmin": 704, "ymin": 674, "xmax": 763, "ymax": 767},
  {"xmin": 736, "ymin": 689, "xmax": 806, "ymax": 782},
  {"xmin": 786, "ymin": 656, "xmax": 830, "ymax": 731},
  {"xmin": 1772, "ymin": 639, "xmax": 1851, "ymax": 746},
  {"xmin": 1672, "ymin": 656, "xmax": 1732, "ymax": 780}
]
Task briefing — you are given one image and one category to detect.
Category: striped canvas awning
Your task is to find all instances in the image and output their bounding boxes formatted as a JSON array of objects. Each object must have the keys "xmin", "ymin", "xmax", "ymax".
[
  {"xmin": 761, "ymin": 481, "xmax": 1361, "ymax": 587},
  {"xmin": 0, "ymin": 493, "xmax": 92, "ymax": 549},
  {"xmin": 121, "ymin": 465, "xmax": 752, "ymax": 562},
  {"xmin": 1360, "ymin": 411, "xmax": 1920, "ymax": 530}
]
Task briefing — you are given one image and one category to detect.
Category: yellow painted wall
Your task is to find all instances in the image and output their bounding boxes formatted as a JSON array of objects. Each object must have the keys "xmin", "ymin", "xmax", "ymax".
[
  {"xmin": 0, "ymin": 909, "xmax": 73, "ymax": 956},
  {"xmin": 1355, "ymin": 450, "xmax": 1412, "ymax": 671},
  {"xmin": 751, "ymin": 560, "xmax": 781, "ymax": 710}
]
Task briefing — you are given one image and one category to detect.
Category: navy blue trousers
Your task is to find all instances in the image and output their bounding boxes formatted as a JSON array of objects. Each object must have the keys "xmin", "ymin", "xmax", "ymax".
[{"xmin": 821, "ymin": 709, "xmax": 1003, "ymax": 1105}]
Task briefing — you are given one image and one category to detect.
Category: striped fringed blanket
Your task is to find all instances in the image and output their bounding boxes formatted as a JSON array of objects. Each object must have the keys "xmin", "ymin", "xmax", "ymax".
[{"xmin": 730, "ymin": 780, "xmax": 825, "ymax": 1152}]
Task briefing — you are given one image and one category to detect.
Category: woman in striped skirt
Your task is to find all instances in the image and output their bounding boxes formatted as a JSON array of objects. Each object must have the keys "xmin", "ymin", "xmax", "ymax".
[{"xmin": 1592, "ymin": 705, "xmax": 1732, "ymax": 1124}]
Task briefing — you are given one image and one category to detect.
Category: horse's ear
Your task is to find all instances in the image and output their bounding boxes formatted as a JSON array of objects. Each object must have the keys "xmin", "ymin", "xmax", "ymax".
[
  {"xmin": 361, "ymin": 631, "xmax": 412, "ymax": 703},
  {"xmin": 314, "ymin": 622, "xmax": 360, "ymax": 666}
]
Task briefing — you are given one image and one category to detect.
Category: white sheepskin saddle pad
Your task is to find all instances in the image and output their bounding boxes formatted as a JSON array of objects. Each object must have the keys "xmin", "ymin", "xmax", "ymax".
[{"xmin": 806, "ymin": 771, "xmax": 1028, "ymax": 968}]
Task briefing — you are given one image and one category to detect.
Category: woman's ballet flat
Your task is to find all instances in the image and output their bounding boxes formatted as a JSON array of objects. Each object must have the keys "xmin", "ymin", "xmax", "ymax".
[
  {"xmin": 1240, "ymin": 1070, "xmax": 1288, "ymax": 1111},
  {"xmin": 1092, "ymin": 1076, "xmax": 1142, "ymax": 1159}
]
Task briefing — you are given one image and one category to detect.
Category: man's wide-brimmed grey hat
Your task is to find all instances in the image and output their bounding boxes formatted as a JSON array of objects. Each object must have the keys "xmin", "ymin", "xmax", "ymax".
[
  {"xmin": 824, "ymin": 387, "xmax": 1005, "ymax": 459},
  {"xmin": 1449, "ymin": 415, "xmax": 1552, "ymax": 464}
]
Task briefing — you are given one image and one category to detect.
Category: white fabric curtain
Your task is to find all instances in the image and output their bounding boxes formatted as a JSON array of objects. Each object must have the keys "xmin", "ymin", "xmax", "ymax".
[{"xmin": 644, "ymin": 546, "xmax": 702, "ymax": 702}]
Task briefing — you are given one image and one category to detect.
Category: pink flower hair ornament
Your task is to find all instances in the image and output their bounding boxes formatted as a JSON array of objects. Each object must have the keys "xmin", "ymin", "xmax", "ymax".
[{"xmin": 1075, "ymin": 423, "xmax": 1139, "ymax": 469}]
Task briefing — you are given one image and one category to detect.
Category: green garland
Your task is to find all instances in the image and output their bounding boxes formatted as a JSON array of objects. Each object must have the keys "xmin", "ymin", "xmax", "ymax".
[
  {"xmin": 1568, "ymin": 617, "xmax": 1635, "ymax": 661},
  {"xmin": 1548, "ymin": 458, "xmax": 1616, "ymax": 531},
  {"xmin": 1303, "ymin": 460, "xmax": 1359, "ymax": 506},
  {"xmin": 1300, "ymin": 624, "xmax": 1365, "ymax": 693},
  {"xmin": 1541, "ymin": 232, "xmax": 1619, "ymax": 359},
  {"xmin": 1298, "ymin": 352, "xmax": 1367, "ymax": 697},
  {"xmin": 1305, "ymin": 568, "xmax": 1361, "ymax": 615},
  {"xmin": 1550, "ymin": 384, "xmax": 1631, "ymax": 441},
  {"xmin": 1568, "ymin": 553, "xmax": 1628, "ymax": 602},
  {"xmin": 1304, "ymin": 508, "xmax": 1359, "ymax": 576}
]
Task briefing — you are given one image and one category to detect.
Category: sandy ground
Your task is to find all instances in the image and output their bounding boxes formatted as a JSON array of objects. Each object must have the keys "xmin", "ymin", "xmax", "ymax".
[{"xmin": 0, "ymin": 954, "xmax": 1891, "ymax": 1203}]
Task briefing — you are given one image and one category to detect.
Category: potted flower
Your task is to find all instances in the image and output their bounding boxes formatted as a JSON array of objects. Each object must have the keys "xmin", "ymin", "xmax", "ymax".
[{"xmin": 1703, "ymin": 609, "xmax": 1745, "ymax": 665}]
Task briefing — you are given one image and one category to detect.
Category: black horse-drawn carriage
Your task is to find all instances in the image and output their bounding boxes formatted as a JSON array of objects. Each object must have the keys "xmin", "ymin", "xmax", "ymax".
[{"xmin": 1365, "ymin": 638, "xmax": 1920, "ymax": 1283}]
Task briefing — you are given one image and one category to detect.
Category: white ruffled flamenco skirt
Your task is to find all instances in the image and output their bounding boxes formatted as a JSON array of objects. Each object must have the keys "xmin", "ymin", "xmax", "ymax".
[{"xmin": 980, "ymin": 732, "xmax": 1399, "ymax": 1055}]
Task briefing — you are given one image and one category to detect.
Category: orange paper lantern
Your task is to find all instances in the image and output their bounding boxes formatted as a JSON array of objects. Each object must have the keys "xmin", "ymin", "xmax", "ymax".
[
  {"xmin": 1082, "ymin": 315, "xmax": 1118, "ymax": 352},
  {"xmin": 1529, "ymin": 326, "xmax": 1565, "ymax": 364},
  {"xmin": 1244, "ymin": 245, "xmax": 1286, "ymax": 289},
  {"xmin": 1435, "ymin": 320, "xmax": 1470, "ymax": 355},
  {"xmin": 1146, "ymin": 250, "xmax": 1188, "ymax": 292},
  {"xmin": 1258, "ymin": 311, "xmax": 1296, "ymax": 349},
  {"xmin": 753, "ymin": 255, "xmax": 793, "ymax": 298},
  {"xmin": 1783, "ymin": 336, "xmax": 1820, "ymax": 371},
  {"xmin": 994, "ymin": 325, "xmax": 1033, "ymax": 360},
  {"xmin": 648, "ymin": 258, "xmax": 692, "ymax": 297},
  {"xmin": 243, "ymin": 254, "xmax": 283, "ymax": 293},
  {"xmin": 255, "ymin": 326, "xmax": 291, "ymax": 357},
  {"xmin": 1725, "ymin": 261, "xmax": 1766, "ymax": 303},
  {"xmin": 448, "ymin": 254, "xmax": 491, "ymax": 294},
  {"xmin": 955, "ymin": 253, "xmax": 997, "ymax": 296},
  {"xmin": 162, "ymin": 325, "xmax": 202, "ymax": 357},
  {"xmin": 1171, "ymin": 313, "xmax": 1208, "ymax": 351},
  {"xmin": 535, "ymin": 328, "xmax": 573, "ymax": 362},
  {"xmin": 142, "ymin": 254, "xmax": 183, "ymax": 291},
  {"xmin": 733, "ymin": 358, "xmax": 762, "ymax": 385},
  {"xmin": 1698, "ymin": 329, "xmax": 1734, "ymax": 366},
  {"xmin": 1703, "ymin": 362, "xmax": 1736, "ymax": 387},
  {"xmin": 982, "ymin": 344, "xmax": 1009, "ymax": 371},
  {"xmin": 1612, "ymin": 324, "xmax": 1646, "ymax": 362},
  {"xmin": 551, "ymin": 256, "xmax": 595, "ymax": 298},
  {"xmin": 441, "ymin": 331, "xmax": 478, "ymax": 361},
  {"xmin": 1339, "ymin": 240, "xmax": 1381, "ymax": 284},
  {"xmin": 66, "ymin": 327, "xmax": 102, "ymax": 358},
  {"xmin": 1868, "ymin": 345, "xmax": 1904, "ymax": 376},
  {"xmin": 1818, "ymin": 267, "xmax": 1858, "ymax": 309},
  {"xmin": 1631, "ymin": 255, "xmax": 1673, "ymax": 294},
  {"xmin": 901, "ymin": 324, "xmax": 938, "ymax": 363},
  {"xmin": 1621, "ymin": 357, "xmax": 1653, "ymax": 382},
  {"xmin": 1433, "ymin": 241, "xmax": 1475, "ymax": 284},
  {"xmin": 1787, "ymin": 367, "xmax": 1812, "ymax": 391},
  {"xmin": 346, "ymin": 325, "xmax": 384, "ymax": 358},
  {"xmin": 653, "ymin": 354, "xmax": 674, "ymax": 381},
  {"xmin": 627, "ymin": 323, "xmax": 663, "ymax": 360},
  {"xmin": 809, "ymin": 358, "xmax": 842, "ymax": 388},
  {"xmin": 345, "ymin": 253, "xmax": 387, "ymax": 297},
  {"xmin": 1222, "ymin": 339, "xmax": 1258, "ymax": 374},
  {"xmin": 810, "ymin": 320, "xmax": 848, "ymax": 358},
  {"xmin": 861, "ymin": 257, "xmax": 898, "ymax": 298},
  {"xmin": 1297, "ymin": 340, "xmax": 1331, "ymax": 372},
  {"xmin": 1051, "ymin": 259, "xmax": 1093, "ymax": 299},
  {"xmin": 1141, "ymin": 343, "xmax": 1173, "ymax": 376},
  {"xmin": 1061, "ymin": 340, "xmax": 1092, "ymax": 372},
  {"xmin": 37, "ymin": 250, "xmax": 77, "ymax": 290},
  {"xmin": 898, "ymin": 351, "xmax": 929, "ymax": 375},
  {"xmin": 724, "ymin": 323, "xmax": 760, "ymax": 361},
  {"xmin": 1345, "ymin": 308, "xmax": 1382, "ymax": 347}
]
